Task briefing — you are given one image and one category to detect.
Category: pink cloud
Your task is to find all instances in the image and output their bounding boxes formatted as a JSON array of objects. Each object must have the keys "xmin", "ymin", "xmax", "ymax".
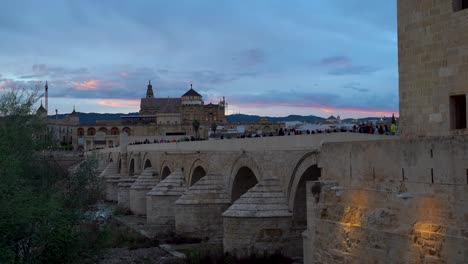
[
  {"xmin": 318, "ymin": 106, "xmax": 398, "ymax": 117},
  {"xmin": 71, "ymin": 79, "xmax": 121, "ymax": 91},
  {"xmin": 0, "ymin": 79, "xmax": 20, "ymax": 90},
  {"xmin": 73, "ymin": 79, "xmax": 100, "ymax": 90},
  {"xmin": 97, "ymin": 99, "xmax": 140, "ymax": 108}
]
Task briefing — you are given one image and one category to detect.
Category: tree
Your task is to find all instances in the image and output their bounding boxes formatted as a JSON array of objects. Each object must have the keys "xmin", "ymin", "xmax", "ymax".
[
  {"xmin": 192, "ymin": 119, "xmax": 200, "ymax": 138},
  {"xmin": 0, "ymin": 86, "xmax": 100, "ymax": 263},
  {"xmin": 211, "ymin": 122, "xmax": 217, "ymax": 135}
]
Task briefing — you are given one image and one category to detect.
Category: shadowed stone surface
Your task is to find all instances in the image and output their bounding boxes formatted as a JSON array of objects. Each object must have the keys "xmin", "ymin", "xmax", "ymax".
[
  {"xmin": 130, "ymin": 167, "xmax": 159, "ymax": 215},
  {"xmin": 146, "ymin": 169, "xmax": 186, "ymax": 234},
  {"xmin": 175, "ymin": 173, "xmax": 230, "ymax": 242}
]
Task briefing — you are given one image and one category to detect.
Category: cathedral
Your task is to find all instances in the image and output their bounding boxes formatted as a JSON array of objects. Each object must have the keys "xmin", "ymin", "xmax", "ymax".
[
  {"xmin": 138, "ymin": 81, "xmax": 227, "ymax": 125},
  {"xmin": 38, "ymin": 81, "xmax": 229, "ymax": 151}
]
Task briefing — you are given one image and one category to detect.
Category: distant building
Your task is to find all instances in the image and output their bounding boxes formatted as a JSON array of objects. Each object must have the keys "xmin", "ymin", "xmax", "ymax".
[
  {"xmin": 36, "ymin": 81, "xmax": 231, "ymax": 150},
  {"xmin": 138, "ymin": 81, "xmax": 226, "ymax": 125}
]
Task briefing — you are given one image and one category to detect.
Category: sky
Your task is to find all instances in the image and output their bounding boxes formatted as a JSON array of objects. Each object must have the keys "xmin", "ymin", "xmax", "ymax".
[{"xmin": 0, "ymin": 0, "xmax": 398, "ymax": 118}]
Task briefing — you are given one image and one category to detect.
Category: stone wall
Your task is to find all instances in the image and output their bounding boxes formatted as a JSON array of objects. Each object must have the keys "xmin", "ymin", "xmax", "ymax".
[
  {"xmin": 398, "ymin": 0, "xmax": 468, "ymax": 137},
  {"xmin": 304, "ymin": 136, "xmax": 468, "ymax": 263}
]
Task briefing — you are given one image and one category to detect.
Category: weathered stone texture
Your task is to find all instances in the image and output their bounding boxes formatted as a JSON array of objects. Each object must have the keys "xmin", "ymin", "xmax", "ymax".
[
  {"xmin": 304, "ymin": 136, "xmax": 468, "ymax": 263},
  {"xmin": 176, "ymin": 204, "xmax": 229, "ymax": 242},
  {"xmin": 129, "ymin": 168, "xmax": 159, "ymax": 215},
  {"xmin": 117, "ymin": 177, "xmax": 135, "ymax": 209},
  {"xmin": 398, "ymin": 0, "xmax": 468, "ymax": 137},
  {"xmin": 223, "ymin": 217, "xmax": 292, "ymax": 259},
  {"xmin": 146, "ymin": 168, "xmax": 186, "ymax": 233},
  {"xmin": 98, "ymin": 162, "xmax": 120, "ymax": 202},
  {"xmin": 175, "ymin": 173, "xmax": 230, "ymax": 242}
]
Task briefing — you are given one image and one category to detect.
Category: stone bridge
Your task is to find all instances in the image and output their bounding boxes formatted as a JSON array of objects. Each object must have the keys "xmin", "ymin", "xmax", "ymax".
[
  {"xmin": 92, "ymin": 133, "xmax": 379, "ymax": 257},
  {"xmin": 90, "ymin": 133, "xmax": 468, "ymax": 262}
]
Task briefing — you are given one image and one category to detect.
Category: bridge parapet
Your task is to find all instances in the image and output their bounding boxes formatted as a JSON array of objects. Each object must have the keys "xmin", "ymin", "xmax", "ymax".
[{"xmin": 125, "ymin": 133, "xmax": 391, "ymax": 153}]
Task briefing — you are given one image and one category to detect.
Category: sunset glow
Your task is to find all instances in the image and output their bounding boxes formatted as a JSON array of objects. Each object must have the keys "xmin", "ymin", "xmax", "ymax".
[
  {"xmin": 97, "ymin": 99, "xmax": 140, "ymax": 108},
  {"xmin": 72, "ymin": 80, "xmax": 100, "ymax": 90},
  {"xmin": 1, "ymin": 1, "xmax": 398, "ymax": 118}
]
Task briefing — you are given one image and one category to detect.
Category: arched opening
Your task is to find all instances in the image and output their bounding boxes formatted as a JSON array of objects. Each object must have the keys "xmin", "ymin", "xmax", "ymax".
[
  {"xmin": 161, "ymin": 166, "xmax": 171, "ymax": 180},
  {"xmin": 78, "ymin": 128, "xmax": 84, "ymax": 136},
  {"xmin": 87, "ymin": 127, "xmax": 96, "ymax": 136},
  {"xmin": 129, "ymin": 159, "xmax": 135, "ymax": 176},
  {"xmin": 190, "ymin": 166, "xmax": 206, "ymax": 186},
  {"xmin": 118, "ymin": 159, "xmax": 122, "ymax": 174},
  {"xmin": 231, "ymin": 166, "xmax": 258, "ymax": 203},
  {"xmin": 110, "ymin": 158, "xmax": 113, "ymax": 162},
  {"xmin": 144, "ymin": 159, "xmax": 152, "ymax": 169},
  {"xmin": 122, "ymin": 127, "xmax": 131, "ymax": 135},
  {"xmin": 98, "ymin": 127, "xmax": 108, "ymax": 134},
  {"xmin": 110, "ymin": 127, "xmax": 119, "ymax": 135},
  {"xmin": 291, "ymin": 164, "xmax": 321, "ymax": 257}
]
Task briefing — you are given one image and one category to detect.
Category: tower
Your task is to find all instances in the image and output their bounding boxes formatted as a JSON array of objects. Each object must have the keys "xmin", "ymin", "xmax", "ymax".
[
  {"xmin": 146, "ymin": 80, "xmax": 154, "ymax": 98},
  {"xmin": 45, "ymin": 81, "xmax": 48, "ymax": 114},
  {"xmin": 70, "ymin": 105, "xmax": 79, "ymax": 124},
  {"xmin": 398, "ymin": 0, "xmax": 468, "ymax": 137}
]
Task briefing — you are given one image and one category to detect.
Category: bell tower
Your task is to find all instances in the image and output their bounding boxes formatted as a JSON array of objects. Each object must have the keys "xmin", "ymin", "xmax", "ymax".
[{"xmin": 146, "ymin": 80, "xmax": 154, "ymax": 98}]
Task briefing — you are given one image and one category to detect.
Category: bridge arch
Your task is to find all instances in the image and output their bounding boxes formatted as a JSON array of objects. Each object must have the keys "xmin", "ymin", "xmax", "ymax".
[
  {"xmin": 228, "ymin": 154, "xmax": 262, "ymax": 203},
  {"xmin": 287, "ymin": 152, "xmax": 320, "ymax": 210},
  {"xmin": 188, "ymin": 159, "xmax": 208, "ymax": 186},
  {"xmin": 144, "ymin": 159, "xmax": 152, "ymax": 169},
  {"xmin": 287, "ymin": 152, "xmax": 321, "ymax": 257},
  {"xmin": 108, "ymin": 152, "xmax": 115, "ymax": 163},
  {"xmin": 129, "ymin": 158, "xmax": 135, "ymax": 176},
  {"xmin": 117, "ymin": 153, "xmax": 122, "ymax": 173},
  {"xmin": 160, "ymin": 160, "xmax": 173, "ymax": 180},
  {"xmin": 141, "ymin": 152, "xmax": 153, "ymax": 170}
]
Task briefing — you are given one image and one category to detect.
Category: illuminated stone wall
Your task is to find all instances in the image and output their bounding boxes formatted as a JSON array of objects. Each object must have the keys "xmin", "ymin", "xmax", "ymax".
[
  {"xmin": 304, "ymin": 136, "xmax": 468, "ymax": 263},
  {"xmin": 398, "ymin": 0, "xmax": 468, "ymax": 137}
]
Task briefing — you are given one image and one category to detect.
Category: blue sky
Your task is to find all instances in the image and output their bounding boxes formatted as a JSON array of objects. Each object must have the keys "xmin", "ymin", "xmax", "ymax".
[{"xmin": 0, "ymin": 0, "xmax": 398, "ymax": 118}]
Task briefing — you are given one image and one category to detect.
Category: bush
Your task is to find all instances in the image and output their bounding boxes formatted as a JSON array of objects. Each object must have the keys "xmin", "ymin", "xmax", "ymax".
[{"xmin": 0, "ymin": 87, "xmax": 103, "ymax": 263}]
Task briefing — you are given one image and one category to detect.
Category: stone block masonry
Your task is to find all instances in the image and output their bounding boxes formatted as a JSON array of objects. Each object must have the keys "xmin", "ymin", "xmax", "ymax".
[
  {"xmin": 304, "ymin": 136, "xmax": 468, "ymax": 263},
  {"xmin": 398, "ymin": 0, "xmax": 468, "ymax": 137}
]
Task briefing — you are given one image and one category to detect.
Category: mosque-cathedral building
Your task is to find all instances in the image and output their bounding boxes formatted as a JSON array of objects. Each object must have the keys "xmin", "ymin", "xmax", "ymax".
[{"xmin": 39, "ymin": 81, "xmax": 281, "ymax": 151}]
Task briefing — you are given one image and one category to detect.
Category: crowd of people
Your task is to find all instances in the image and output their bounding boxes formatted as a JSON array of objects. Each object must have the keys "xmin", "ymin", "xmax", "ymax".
[{"xmin": 124, "ymin": 122, "xmax": 398, "ymax": 146}]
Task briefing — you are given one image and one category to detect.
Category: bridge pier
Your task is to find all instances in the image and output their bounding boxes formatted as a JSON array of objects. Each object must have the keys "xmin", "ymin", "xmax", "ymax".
[
  {"xmin": 146, "ymin": 168, "xmax": 186, "ymax": 234},
  {"xmin": 222, "ymin": 178, "xmax": 292, "ymax": 258},
  {"xmin": 175, "ymin": 173, "xmax": 230, "ymax": 243},
  {"xmin": 129, "ymin": 167, "xmax": 159, "ymax": 215},
  {"xmin": 99, "ymin": 162, "xmax": 120, "ymax": 202},
  {"xmin": 117, "ymin": 177, "xmax": 136, "ymax": 209}
]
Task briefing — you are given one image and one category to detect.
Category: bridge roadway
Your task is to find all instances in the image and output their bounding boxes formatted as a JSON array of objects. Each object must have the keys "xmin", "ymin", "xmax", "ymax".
[{"xmin": 91, "ymin": 132, "xmax": 392, "ymax": 258}]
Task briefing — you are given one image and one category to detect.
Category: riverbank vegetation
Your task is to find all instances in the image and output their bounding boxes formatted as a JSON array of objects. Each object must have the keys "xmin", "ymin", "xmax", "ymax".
[{"xmin": 0, "ymin": 87, "xmax": 103, "ymax": 263}]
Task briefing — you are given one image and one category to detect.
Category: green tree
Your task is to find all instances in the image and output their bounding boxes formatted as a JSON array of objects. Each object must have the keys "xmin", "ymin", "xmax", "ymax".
[
  {"xmin": 192, "ymin": 119, "xmax": 200, "ymax": 138},
  {"xmin": 211, "ymin": 122, "xmax": 217, "ymax": 135},
  {"xmin": 0, "ymin": 87, "xmax": 100, "ymax": 263}
]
